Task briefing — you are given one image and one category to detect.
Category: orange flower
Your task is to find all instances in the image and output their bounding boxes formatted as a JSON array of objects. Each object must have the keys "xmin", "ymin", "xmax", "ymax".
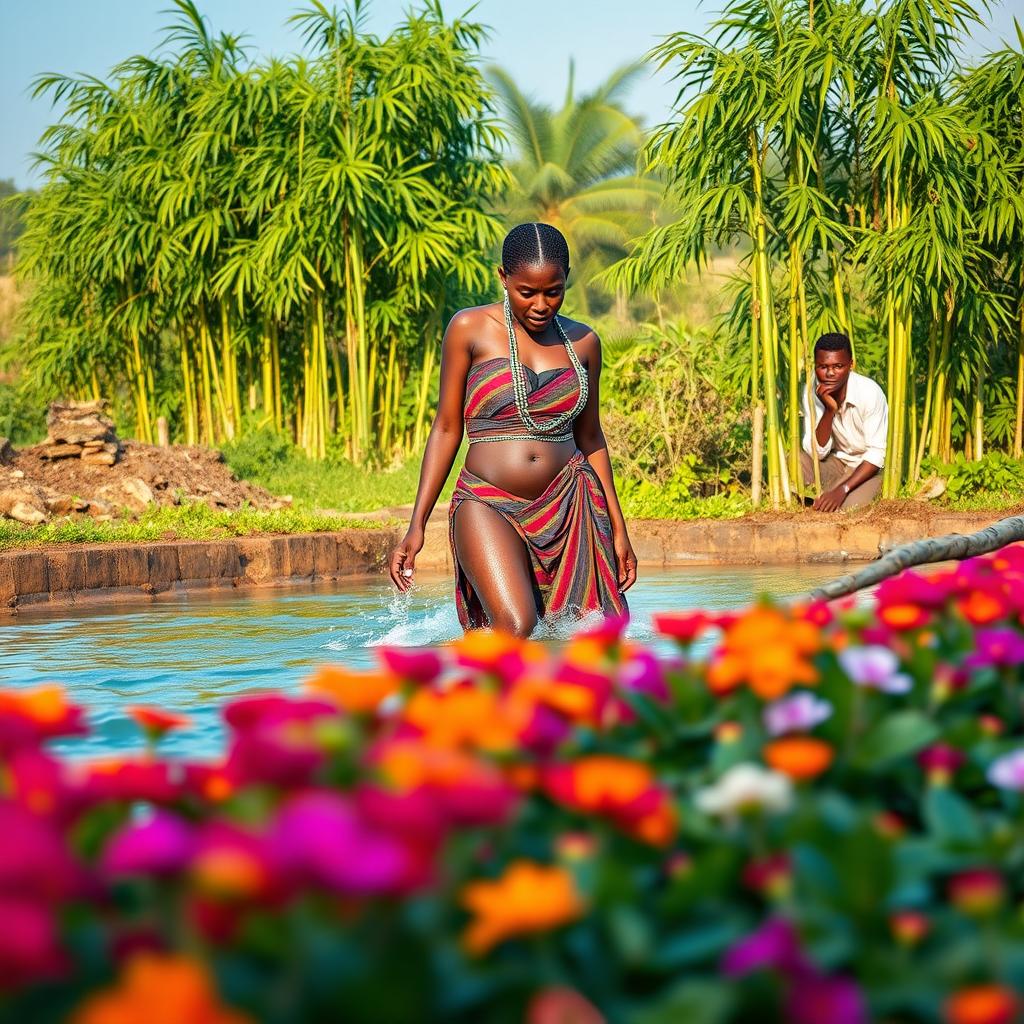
[
  {"xmin": 306, "ymin": 664, "xmax": 398, "ymax": 714},
  {"xmin": 944, "ymin": 985, "xmax": 1017, "ymax": 1024},
  {"xmin": 959, "ymin": 590, "xmax": 1008, "ymax": 626},
  {"xmin": 0, "ymin": 685, "xmax": 73, "ymax": 725},
  {"xmin": 127, "ymin": 707, "xmax": 193, "ymax": 736},
  {"xmin": 403, "ymin": 683, "xmax": 520, "ymax": 752},
  {"xmin": 705, "ymin": 606, "xmax": 820, "ymax": 700},
  {"xmin": 543, "ymin": 756, "xmax": 677, "ymax": 846},
  {"xmin": 72, "ymin": 952, "xmax": 251, "ymax": 1024},
  {"xmin": 763, "ymin": 737, "xmax": 834, "ymax": 780},
  {"xmin": 461, "ymin": 860, "xmax": 585, "ymax": 955},
  {"xmin": 453, "ymin": 629, "xmax": 542, "ymax": 672},
  {"xmin": 879, "ymin": 604, "xmax": 930, "ymax": 631}
]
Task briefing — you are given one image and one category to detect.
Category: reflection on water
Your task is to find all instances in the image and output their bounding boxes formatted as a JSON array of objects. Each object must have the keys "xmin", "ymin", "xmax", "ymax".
[{"xmin": 0, "ymin": 564, "xmax": 845, "ymax": 758}]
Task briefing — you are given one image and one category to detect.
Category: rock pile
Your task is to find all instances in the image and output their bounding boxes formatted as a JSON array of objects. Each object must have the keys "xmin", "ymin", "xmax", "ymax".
[
  {"xmin": 0, "ymin": 401, "xmax": 282, "ymax": 529},
  {"xmin": 40, "ymin": 400, "xmax": 120, "ymax": 466}
]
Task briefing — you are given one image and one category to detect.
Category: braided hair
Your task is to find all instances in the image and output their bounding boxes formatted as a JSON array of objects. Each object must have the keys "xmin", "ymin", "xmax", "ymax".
[{"xmin": 501, "ymin": 223, "xmax": 571, "ymax": 276}]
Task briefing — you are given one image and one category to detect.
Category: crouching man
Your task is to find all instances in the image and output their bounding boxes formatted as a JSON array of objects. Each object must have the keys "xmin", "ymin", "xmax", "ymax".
[{"xmin": 801, "ymin": 332, "xmax": 888, "ymax": 512}]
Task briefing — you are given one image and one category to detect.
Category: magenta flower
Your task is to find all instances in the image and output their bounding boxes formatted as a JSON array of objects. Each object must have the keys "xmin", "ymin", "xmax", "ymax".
[
  {"xmin": 875, "ymin": 571, "xmax": 950, "ymax": 609},
  {"xmin": 987, "ymin": 750, "xmax": 1024, "ymax": 791},
  {"xmin": 223, "ymin": 694, "xmax": 338, "ymax": 788},
  {"xmin": 0, "ymin": 801, "xmax": 82, "ymax": 902},
  {"xmin": 0, "ymin": 896, "xmax": 67, "ymax": 988},
  {"xmin": 964, "ymin": 628, "xmax": 1024, "ymax": 670},
  {"xmin": 270, "ymin": 791, "xmax": 410, "ymax": 894},
  {"xmin": 102, "ymin": 809, "xmax": 195, "ymax": 877},
  {"xmin": 837, "ymin": 646, "xmax": 912, "ymax": 694},
  {"xmin": 722, "ymin": 917, "xmax": 806, "ymax": 976},
  {"xmin": 763, "ymin": 693, "xmax": 832, "ymax": 737},
  {"xmin": 619, "ymin": 651, "xmax": 671, "ymax": 704},
  {"xmin": 786, "ymin": 972, "xmax": 866, "ymax": 1024},
  {"xmin": 376, "ymin": 647, "xmax": 444, "ymax": 684}
]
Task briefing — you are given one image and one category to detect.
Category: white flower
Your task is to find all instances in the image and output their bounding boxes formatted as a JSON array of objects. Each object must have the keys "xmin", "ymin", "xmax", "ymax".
[
  {"xmin": 987, "ymin": 750, "xmax": 1024, "ymax": 791},
  {"xmin": 694, "ymin": 763, "xmax": 794, "ymax": 818},
  {"xmin": 837, "ymin": 646, "xmax": 913, "ymax": 694},
  {"xmin": 763, "ymin": 692, "xmax": 833, "ymax": 737}
]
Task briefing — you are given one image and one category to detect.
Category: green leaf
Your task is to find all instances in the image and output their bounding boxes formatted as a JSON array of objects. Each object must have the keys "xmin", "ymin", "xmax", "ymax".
[
  {"xmin": 853, "ymin": 712, "xmax": 941, "ymax": 770},
  {"xmin": 628, "ymin": 979, "xmax": 735, "ymax": 1024},
  {"xmin": 922, "ymin": 786, "xmax": 984, "ymax": 847}
]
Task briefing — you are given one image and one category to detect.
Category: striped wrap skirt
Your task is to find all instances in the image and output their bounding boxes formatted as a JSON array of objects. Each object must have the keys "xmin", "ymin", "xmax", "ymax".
[{"xmin": 448, "ymin": 450, "xmax": 628, "ymax": 630}]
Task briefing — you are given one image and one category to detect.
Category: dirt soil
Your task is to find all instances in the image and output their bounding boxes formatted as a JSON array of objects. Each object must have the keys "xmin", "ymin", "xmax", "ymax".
[
  {"xmin": 742, "ymin": 497, "xmax": 1024, "ymax": 530},
  {"xmin": 6, "ymin": 440, "xmax": 278, "ymax": 511}
]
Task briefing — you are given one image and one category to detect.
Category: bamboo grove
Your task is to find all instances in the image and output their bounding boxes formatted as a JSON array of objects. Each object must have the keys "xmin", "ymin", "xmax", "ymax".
[
  {"xmin": 11, "ymin": 0, "xmax": 1024, "ymax": 495},
  {"xmin": 15, "ymin": 1, "xmax": 507, "ymax": 462},
  {"xmin": 609, "ymin": 0, "xmax": 1024, "ymax": 503}
]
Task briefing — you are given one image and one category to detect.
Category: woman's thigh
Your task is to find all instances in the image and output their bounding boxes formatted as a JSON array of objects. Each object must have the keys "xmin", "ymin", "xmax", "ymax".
[{"xmin": 452, "ymin": 500, "xmax": 539, "ymax": 636}]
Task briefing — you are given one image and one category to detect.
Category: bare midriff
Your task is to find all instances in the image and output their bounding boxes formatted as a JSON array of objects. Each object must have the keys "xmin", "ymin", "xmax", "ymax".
[{"xmin": 464, "ymin": 438, "xmax": 577, "ymax": 501}]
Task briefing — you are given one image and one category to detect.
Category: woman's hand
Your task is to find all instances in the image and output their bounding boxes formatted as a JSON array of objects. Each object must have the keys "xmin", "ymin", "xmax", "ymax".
[
  {"xmin": 389, "ymin": 527, "xmax": 425, "ymax": 592},
  {"xmin": 614, "ymin": 530, "xmax": 638, "ymax": 592}
]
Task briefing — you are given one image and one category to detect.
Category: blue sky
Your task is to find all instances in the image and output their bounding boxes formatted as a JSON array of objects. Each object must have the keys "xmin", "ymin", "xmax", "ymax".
[{"xmin": 3, "ymin": 0, "xmax": 1022, "ymax": 187}]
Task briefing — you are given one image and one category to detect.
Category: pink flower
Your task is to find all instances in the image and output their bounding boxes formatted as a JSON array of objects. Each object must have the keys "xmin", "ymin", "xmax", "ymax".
[
  {"xmin": 786, "ymin": 972, "xmax": 866, "ymax": 1024},
  {"xmin": 0, "ymin": 897, "xmax": 67, "ymax": 988},
  {"xmin": 837, "ymin": 646, "xmax": 912, "ymax": 694},
  {"xmin": 102, "ymin": 810, "xmax": 195, "ymax": 878},
  {"xmin": 875, "ymin": 572, "xmax": 950, "ymax": 610},
  {"xmin": 987, "ymin": 750, "xmax": 1024, "ymax": 790},
  {"xmin": 763, "ymin": 693, "xmax": 832, "ymax": 737},
  {"xmin": 722, "ymin": 917, "xmax": 806, "ymax": 976},
  {"xmin": 619, "ymin": 651, "xmax": 671, "ymax": 704},
  {"xmin": 964, "ymin": 629, "xmax": 1024, "ymax": 670},
  {"xmin": 917, "ymin": 744, "xmax": 965, "ymax": 784},
  {"xmin": 270, "ymin": 791, "xmax": 410, "ymax": 895},
  {"xmin": 223, "ymin": 694, "xmax": 339, "ymax": 788},
  {"xmin": 376, "ymin": 647, "xmax": 444, "ymax": 684}
]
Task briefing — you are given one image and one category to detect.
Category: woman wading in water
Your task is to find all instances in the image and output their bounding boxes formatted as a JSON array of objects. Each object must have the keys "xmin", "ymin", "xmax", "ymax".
[{"xmin": 389, "ymin": 223, "xmax": 636, "ymax": 635}]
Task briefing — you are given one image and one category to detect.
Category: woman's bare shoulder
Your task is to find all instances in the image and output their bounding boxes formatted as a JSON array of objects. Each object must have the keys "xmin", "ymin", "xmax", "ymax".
[
  {"xmin": 445, "ymin": 302, "xmax": 505, "ymax": 359},
  {"xmin": 447, "ymin": 302, "xmax": 503, "ymax": 334},
  {"xmin": 557, "ymin": 315, "xmax": 600, "ymax": 357}
]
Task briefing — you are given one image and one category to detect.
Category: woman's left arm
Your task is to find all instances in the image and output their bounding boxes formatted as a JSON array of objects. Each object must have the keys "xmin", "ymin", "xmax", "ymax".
[{"xmin": 573, "ymin": 329, "xmax": 637, "ymax": 592}]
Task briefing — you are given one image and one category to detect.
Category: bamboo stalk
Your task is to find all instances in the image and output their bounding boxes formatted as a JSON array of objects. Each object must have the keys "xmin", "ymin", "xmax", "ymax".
[{"xmin": 751, "ymin": 403, "xmax": 764, "ymax": 506}]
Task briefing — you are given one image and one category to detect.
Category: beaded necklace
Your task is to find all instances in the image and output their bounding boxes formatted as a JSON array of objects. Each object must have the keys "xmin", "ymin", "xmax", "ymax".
[{"xmin": 503, "ymin": 294, "xmax": 588, "ymax": 440}]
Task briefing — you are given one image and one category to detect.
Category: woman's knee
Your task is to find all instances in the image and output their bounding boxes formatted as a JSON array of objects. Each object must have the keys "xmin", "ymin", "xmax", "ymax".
[{"xmin": 489, "ymin": 602, "xmax": 537, "ymax": 638}]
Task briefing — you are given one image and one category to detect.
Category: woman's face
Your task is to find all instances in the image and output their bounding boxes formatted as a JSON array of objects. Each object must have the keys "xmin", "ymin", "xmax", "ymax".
[{"xmin": 499, "ymin": 261, "xmax": 567, "ymax": 334}]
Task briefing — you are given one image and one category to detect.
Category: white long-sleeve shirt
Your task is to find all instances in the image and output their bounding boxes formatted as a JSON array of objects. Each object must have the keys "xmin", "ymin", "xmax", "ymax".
[{"xmin": 801, "ymin": 371, "xmax": 888, "ymax": 469}]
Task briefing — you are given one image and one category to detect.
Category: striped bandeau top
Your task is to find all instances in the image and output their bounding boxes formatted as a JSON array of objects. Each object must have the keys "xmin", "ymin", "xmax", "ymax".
[{"xmin": 464, "ymin": 356, "xmax": 585, "ymax": 444}]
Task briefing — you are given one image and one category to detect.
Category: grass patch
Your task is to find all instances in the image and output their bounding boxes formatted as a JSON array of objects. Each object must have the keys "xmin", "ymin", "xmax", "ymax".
[
  {"xmin": 0, "ymin": 502, "xmax": 393, "ymax": 552},
  {"xmin": 222, "ymin": 427, "xmax": 461, "ymax": 513}
]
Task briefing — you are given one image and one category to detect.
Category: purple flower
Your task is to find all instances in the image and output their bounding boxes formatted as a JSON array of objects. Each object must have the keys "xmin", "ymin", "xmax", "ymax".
[
  {"xmin": 722, "ymin": 917, "xmax": 807, "ymax": 976},
  {"xmin": 102, "ymin": 809, "xmax": 195, "ymax": 877},
  {"xmin": 763, "ymin": 693, "xmax": 832, "ymax": 737},
  {"xmin": 837, "ymin": 646, "xmax": 912, "ymax": 694},
  {"xmin": 270, "ymin": 791, "xmax": 409, "ymax": 894},
  {"xmin": 619, "ymin": 651, "xmax": 671, "ymax": 704},
  {"xmin": 987, "ymin": 750, "xmax": 1024, "ymax": 791},
  {"xmin": 964, "ymin": 628, "xmax": 1024, "ymax": 670},
  {"xmin": 786, "ymin": 972, "xmax": 867, "ymax": 1024}
]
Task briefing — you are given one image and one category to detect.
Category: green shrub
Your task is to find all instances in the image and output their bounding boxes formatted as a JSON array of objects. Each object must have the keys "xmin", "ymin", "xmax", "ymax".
[{"xmin": 919, "ymin": 452, "xmax": 1024, "ymax": 503}]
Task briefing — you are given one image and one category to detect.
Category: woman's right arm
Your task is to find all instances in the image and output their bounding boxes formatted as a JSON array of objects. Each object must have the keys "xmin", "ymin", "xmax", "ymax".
[{"xmin": 389, "ymin": 311, "xmax": 474, "ymax": 591}]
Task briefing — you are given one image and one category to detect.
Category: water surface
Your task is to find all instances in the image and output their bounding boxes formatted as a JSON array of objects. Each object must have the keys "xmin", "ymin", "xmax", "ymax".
[{"xmin": 0, "ymin": 565, "xmax": 845, "ymax": 758}]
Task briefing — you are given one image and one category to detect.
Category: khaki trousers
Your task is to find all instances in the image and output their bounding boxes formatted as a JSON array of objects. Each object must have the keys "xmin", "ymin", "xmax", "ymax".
[{"xmin": 799, "ymin": 452, "xmax": 882, "ymax": 510}]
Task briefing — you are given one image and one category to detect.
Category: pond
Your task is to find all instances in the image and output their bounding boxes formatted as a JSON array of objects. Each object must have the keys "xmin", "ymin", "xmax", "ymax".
[{"xmin": 0, "ymin": 564, "xmax": 847, "ymax": 758}]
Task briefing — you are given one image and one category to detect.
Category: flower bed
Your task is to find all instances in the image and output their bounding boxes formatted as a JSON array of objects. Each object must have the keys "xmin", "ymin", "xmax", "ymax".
[{"xmin": 3, "ymin": 548, "xmax": 1024, "ymax": 1023}]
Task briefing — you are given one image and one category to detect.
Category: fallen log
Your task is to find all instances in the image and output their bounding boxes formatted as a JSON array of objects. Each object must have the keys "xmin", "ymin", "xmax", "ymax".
[{"xmin": 805, "ymin": 515, "xmax": 1024, "ymax": 602}]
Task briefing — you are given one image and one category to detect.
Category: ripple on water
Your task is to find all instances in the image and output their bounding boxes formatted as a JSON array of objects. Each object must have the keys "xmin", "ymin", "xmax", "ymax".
[{"xmin": 0, "ymin": 564, "xmax": 848, "ymax": 759}]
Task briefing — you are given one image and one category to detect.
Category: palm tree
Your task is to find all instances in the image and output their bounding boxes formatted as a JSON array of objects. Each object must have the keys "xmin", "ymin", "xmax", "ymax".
[{"xmin": 486, "ymin": 62, "xmax": 662, "ymax": 314}]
